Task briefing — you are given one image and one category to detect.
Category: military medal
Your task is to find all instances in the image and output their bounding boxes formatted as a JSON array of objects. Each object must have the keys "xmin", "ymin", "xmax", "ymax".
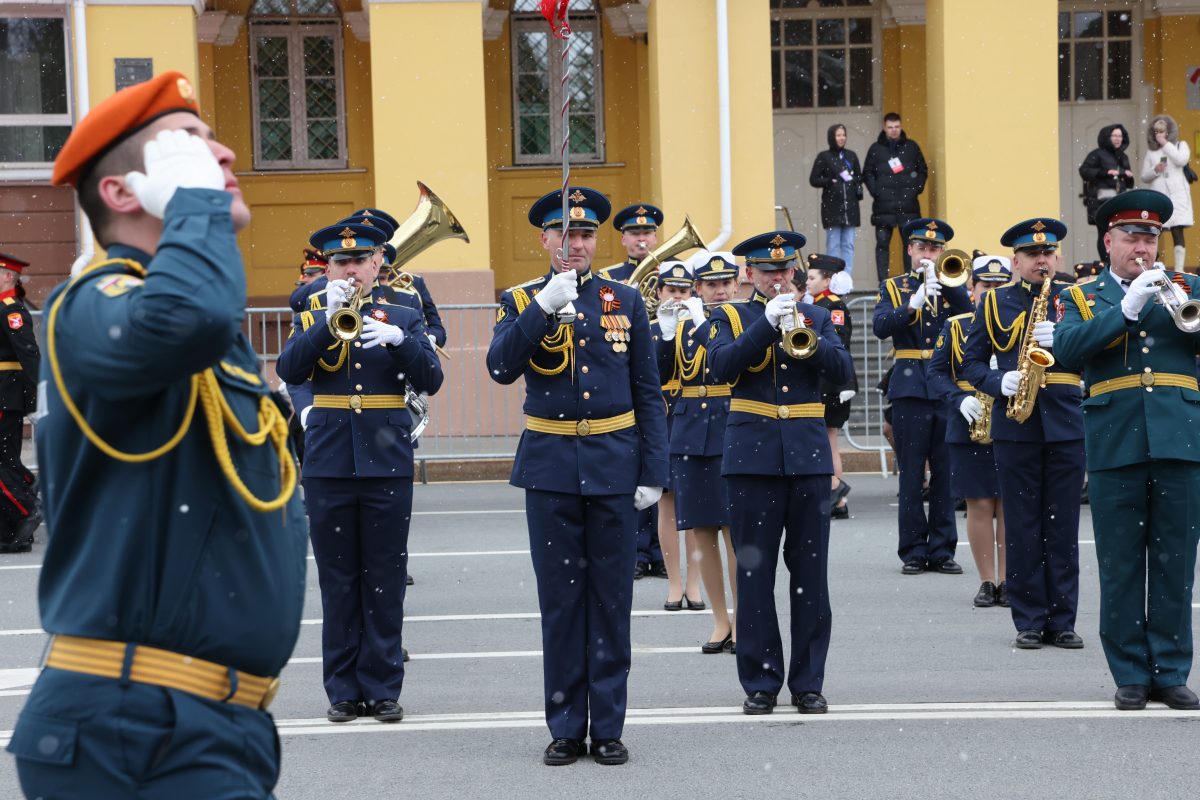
[
  {"xmin": 600, "ymin": 286, "xmax": 620, "ymax": 313},
  {"xmin": 370, "ymin": 308, "xmax": 389, "ymax": 323}
]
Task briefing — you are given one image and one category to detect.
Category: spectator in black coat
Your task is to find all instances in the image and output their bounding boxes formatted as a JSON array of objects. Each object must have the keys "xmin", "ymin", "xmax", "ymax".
[
  {"xmin": 1078, "ymin": 123, "xmax": 1134, "ymax": 260},
  {"xmin": 863, "ymin": 112, "xmax": 928, "ymax": 283},
  {"xmin": 808, "ymin": 124, "xmax": 862, "ymax": 283}
]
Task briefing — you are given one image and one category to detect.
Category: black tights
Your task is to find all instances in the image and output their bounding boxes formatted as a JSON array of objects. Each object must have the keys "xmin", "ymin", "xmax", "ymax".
[{"xmin": 1168, "ymin": 226, "xmax": 1186, "ymax": 249}]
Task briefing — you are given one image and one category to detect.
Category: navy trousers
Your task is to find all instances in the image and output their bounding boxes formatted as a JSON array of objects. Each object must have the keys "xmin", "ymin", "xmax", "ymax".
[
  {"xmin": 304, "ymin": 476, "xmax": 412, "ymax": 704},
  {"xmin": 726, "ymin": 474, "xmax": 832, "ymax": 697},
  {"xmin": 0, "ymin": 410, "xmax": 35, "ymax": 542},
  {"xmin": 11, "ymin": 670, "xmax": 280, "ymax": 799},
  {"xmin": 635, "ymin": 504, "xmax": 661, "ymax": 565},
  {"xmin": 526, "ymin": 490, "xmax": 636, "ymax": 741},
  {"xmin": 992, "ymin": 440, "xmax": 1085, "ymax": 634},
  {"xmin": 890, "ymin": 397, "xmax": 957, "ymax": 565}
]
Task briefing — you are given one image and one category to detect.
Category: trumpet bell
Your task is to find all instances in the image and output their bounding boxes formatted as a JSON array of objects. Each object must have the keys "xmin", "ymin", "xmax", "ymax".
[
  {"xmin": 1173, "ymin": 299, "xmax": 1200, "ymax": 332},
  {"xmin": 934, "ymin": 248, "xmax": 971, "ymax": 288},
  {"xmin": 781, "ymin": 326, "xmax": 818, "ymax": 359}
]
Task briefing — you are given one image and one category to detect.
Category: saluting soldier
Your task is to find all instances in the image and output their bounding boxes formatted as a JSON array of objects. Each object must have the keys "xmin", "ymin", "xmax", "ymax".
[
  {"xmin": 927, "ymin": 256, "xmax": 1010, "ymax": 608},
  {"xmin": 598, "ymin": 202, "xmax": 663, "ymax": 282},
  {"xmin": 0, "ymin": 251, "xmax": 39, "ymax": 554},
  {"xmin": 707, "ymin": 231, "xmax": 854, "ymax": 716},
  {"xmin": 872, "ymin": 218, "xmax": 973, "ymax": 574},
  {"xmin": 658, "ymin": 251, "xmax": 741, "ymax": 653},
  {"xmin": 8, "ymin": 72, "xmax": 307, "ymax": 796},
  {"xmin": 960, "ymin": 219, "xmax": 1086, "ymax": 649},
  {"xmin": 486, "ymin": 187, "xmax": 668, "ymax": 766},
  {"xmin": 1056, "ymin": 190, "xmax": 1200, "ymax": 711},
  {"xmin": 277, "ymin": 220, "xmax": 444, "ymax": 723},
  {"xmin": 805, "ymin": 253, "xmax": 857, "ymax": 519}
]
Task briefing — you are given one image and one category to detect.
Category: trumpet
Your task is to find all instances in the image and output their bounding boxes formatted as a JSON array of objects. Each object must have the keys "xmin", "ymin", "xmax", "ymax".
[
  {"xmin": 328, "ymin": 280, "xmax": 367, "ymax": 341},
  {"xmin": 773, "ymin": 284, "xmax": 818, "ymax": 359},
  {"xmin": 919, "ymin": 248, "xmax": 971, "ymax": 314},
  {"xmin": 1134, "ymin": 258, "xmax": 1200, "ymax": 332}
]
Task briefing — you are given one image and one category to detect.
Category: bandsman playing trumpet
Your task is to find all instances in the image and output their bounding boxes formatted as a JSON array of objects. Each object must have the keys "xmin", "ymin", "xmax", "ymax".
[
  {"xmin": 277, "ymin": 220, "xmax": 444, "ymax": 723},
  {"xmin": 872, "ymin": 218, "xmax": 973, "ymax": 575},
  {"xmin": 927, "ymin": 256, "xmax": 1010, "ymax": 608},
  {"xmin": 707, "ymin": 231, "xmax": 853, "ymax": 716},
  {"xmin": 1056, "ymin": 191, "xmax": 1200, "ymax": 711},
  {"xmin": 960, "ymin": 219, "xmax": 1085, "ymax": 650},
  {"xmin": 657, "ymin": 252, "xmax": 742, "ymax": 653}
]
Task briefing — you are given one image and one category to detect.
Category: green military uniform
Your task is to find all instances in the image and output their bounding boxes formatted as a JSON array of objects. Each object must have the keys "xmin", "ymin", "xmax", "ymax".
[{"xmin": 1055, "ymin": 191, "xmax": 1200, "ymax": 697}]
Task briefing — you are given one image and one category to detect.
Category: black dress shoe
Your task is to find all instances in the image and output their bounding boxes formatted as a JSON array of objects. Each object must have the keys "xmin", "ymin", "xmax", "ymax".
[
  {"xmin": 832, "ymin": 479, "xmax": 852, "ymax": 506},
  {"xmin": 931, "ymin": 558, "xmax": 963, "ymax": 575},
  {"xmin": 973, "ymin": 581, "xmax": 997, "ymax": 607},
  {"xmin": 830, "ymin": 503, "xmax": 849, "ymax": 520},
  {"xmin": 683, "ymin": 595, "xmax": 706, "ymax": 611},
  {"xmin": 1114, "ymin": 684, "xmax": 1150, "ymax": 711},
  {"xmin": 701, "ymin": 632, "xmax": 733, "ymax": 654},
  {"xmin": 371, "ymin": 699, "xmax": 404, "ymax": 722},
  {"xmin": 543, "ymin": 738, "xmax": 586, "ymax": 766},
  {"xmin": 402, "ymin": 647, "xmax": 410, "ymax": 662},
  {"xmin": 921, "ymin": 485, "xmax": 930, "ymax": 502},
  {"xmin": 633, "ymin": 561, "xmax": 648, "ymax": 580},
  {"xmin": 901, "ymin": 559, "xmax": 925, "ymax": 575},
  {"xmin": 1044, "ymin": 630, "xmax": 1084, "ymax": 649},
  {"xmin": 790, "ymin": 692, "xmax": 828, "ymax": 714},
  {"xmin": 995, "ymin": 581, "xmax": 1010, "ymax": 607},
  {"xmin": 663, "ymin": 597, "xmax": 683, "ymax": 611},
  {"xmin": 649, "ymin": 560, "xmax": 669, "ymax": 578},
  {"xmin": 742, "ymin": 691, "xmax": 777, "ymax": 715},
  {"xmin": 406, "ymin": 574, "xmax": 415, "ymax": 586},
  {"xmin": 1150, "ymin": 685, "xmax": 1200, "ymax": 710},
  {"xmin": 1013, "ymin": 630, "xmax": 1043, "ymax": 649},
  {"xmin": 591, "ymin": 738, "xmax": 629, "ymax": 765},
  {"xmin": 327, "ymin": 701, "xmax": 359, "ymax": 722},
  {"xmin": 0, "ymin": 539, "xmax": 32, "ymax": 554},
  {"xmin": 954, "ymin": 497, "xmax": 966, "ymax": 512}
]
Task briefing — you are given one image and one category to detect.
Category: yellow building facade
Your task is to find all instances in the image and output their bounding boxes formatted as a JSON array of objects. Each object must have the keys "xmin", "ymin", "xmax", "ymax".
[{"xmin": 1, "ymin": 0, "xmax": 1198, "ymax": 305}]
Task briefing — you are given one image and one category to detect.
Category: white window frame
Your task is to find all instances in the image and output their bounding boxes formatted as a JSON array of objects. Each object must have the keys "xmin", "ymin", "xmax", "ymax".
[
  {"xmin": 509, "ymin": 6, "xmax": 605, "ymax": 166},
  {"xmin": 1057, "ymin": 1, "xmax": 1136, "ymax": 104},
  {"xmin": 248, "ymin": 18, "xmax": 348, "ymax": 171},
  {"xmin": 0, "ymin": 5, "xmax": 73, "ymax": 181},
  {"xmin": 770, "ymin": 0, "xmax": 881, "ymax": 113}
]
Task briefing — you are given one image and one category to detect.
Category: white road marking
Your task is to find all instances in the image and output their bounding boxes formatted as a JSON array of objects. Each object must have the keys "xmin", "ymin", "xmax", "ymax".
[
  {"xmin": 412, "ymin": 510, "xmax": 524, "ymax": 516},
  {"xmin": 0, "ymin": 668, "xmax": 38, "ymax": 690},
  {"xmin": 301, "ymin": 608, "xmax": 711, "ymax": 626}
]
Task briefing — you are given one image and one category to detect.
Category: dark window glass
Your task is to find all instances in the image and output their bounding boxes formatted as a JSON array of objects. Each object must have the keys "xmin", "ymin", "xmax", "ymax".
[
  {"xmin": 784, "ymin": 19, "xmax": 811, "ymax": 46},
  {"xmin": 0, "ymin": 18, "xmax": 68, "ymax": 115},
  {"xmin": 772, "ymin": 52, "xmax": 782, "ymax": 108},
  {"xmin": 784, "ymin": 49, "xmax": 813, "ymax": 108},
  {"xmin": 1074, "ymin": 40, "xmax": 1103, "ymax": 100},
  {"xmin": 849, "ymin": 47, "xmax": 872, "ymax": 106},
  {"xmin": 1058, "ymin": 43, "xmax": 1070, "ymax": 102},
  {"xmin": 1107, "ymin": 40, "xmax": 1131, "ymax": 99},
  {"xmin": 1058, "ymin": 11, "xmax": 1069, "ymax": 40},
  {"xmin": 771, "ymin": 19, "xmax": 781, "ymax": 47},
  {"xmin": 817, "ymin": 48, "xmax": 845, "ymax": 107},
  {"xmin": 1106, "ymin": 10, "xmax": 1132, "ymax": 38},
  {"xmin": 817, "ymin": 18, "xmax": 845, "ymax": 45},
  {"xmin": 847, "ymin": 0, "xmax": 871, "ymax": 5},
  {"xmin": 1074, "ymin": 11, "xmax": 1102, "ymax": 38},
  {"xmin": 848, "ymin": 17, "xmax": 871, "ymax": 45},
  {"xmin": 0, "ymin": 125, "xmax": 70, "ymax": 162}
]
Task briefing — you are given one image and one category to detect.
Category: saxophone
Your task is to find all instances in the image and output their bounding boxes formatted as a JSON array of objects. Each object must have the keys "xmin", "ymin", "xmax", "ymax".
[
  {"xmin": 968, "ymin": 392, "xmax": 994, "ymax": 444},
  {"xmin": 1005, "ymin": 272, "xmax": 1055, "ymax": 423}
]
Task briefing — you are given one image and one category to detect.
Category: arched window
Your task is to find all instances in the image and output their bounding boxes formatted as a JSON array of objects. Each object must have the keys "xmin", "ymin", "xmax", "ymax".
[
  {"xmin": 771, "ymin": 0, "xmax": 877, "ymax": 110},
  {"xmin": 510, "ymin": 0, "xmax": 604, "ymax": 165},
  {"xmin": 249, "ymin": 0, "xmax": 346, "ymax": 169}
]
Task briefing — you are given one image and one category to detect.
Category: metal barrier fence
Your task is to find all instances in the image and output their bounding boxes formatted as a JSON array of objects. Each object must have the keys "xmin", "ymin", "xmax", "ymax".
[{"xmin": 841, "ymin": 294, "xmax": 894, "ymax": 476}]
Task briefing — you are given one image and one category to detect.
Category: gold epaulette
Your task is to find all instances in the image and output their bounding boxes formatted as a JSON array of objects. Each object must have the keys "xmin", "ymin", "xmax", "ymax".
[
  {"xmin": 1, "ymin": 297, "xmax": 14, "ymax": 306},
  {"xmin": 826, "ymin": 293, "xmax": 841, "ymax": 302},
  {"xmin": 1076, "ymin": 275, "xmax": 1099, "ymax": 286}
]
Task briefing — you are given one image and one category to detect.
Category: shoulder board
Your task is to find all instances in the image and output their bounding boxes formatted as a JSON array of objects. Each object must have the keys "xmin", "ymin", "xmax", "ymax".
[
  {"xmin": 826, "ymin": 293, "xmax": 841, "ymax": 302},
  {"xmin": 1076, "ymin": 275, "xmax": 1098, "ymax": 286},
  {"xmin": 1052, "ymin": 279, "xmax": 1074, "ymax": 286},
  {"xmin": 1, "ymin": 298, "xmax": 13, "ymax": 306},
  {"xmin": 392, "ymin": 285, "xmax": 419, "ymax": 295},
  {"xmin": 507, "ymin": 275, "xmax": 548, "ymax": 292},
  {"xmin": 948, "ymin": 312, "xmax": 973, "ymax": 322},
  {"xmin": 299, "ymin": 310, "xmax": 316, "ymax": 331}
]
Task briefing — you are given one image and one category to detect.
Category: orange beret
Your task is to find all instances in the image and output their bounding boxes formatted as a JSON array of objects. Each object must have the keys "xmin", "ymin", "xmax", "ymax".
[
  {"xmin": 0, "ymin": 252, "xmax": 29, "ymax": 274},
  {"xmin": 52, "ymin": 71, "xmax": 200, "ymax": 188}
]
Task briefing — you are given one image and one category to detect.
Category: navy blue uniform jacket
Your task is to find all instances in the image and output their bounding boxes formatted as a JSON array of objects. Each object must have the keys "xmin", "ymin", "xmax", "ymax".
[
  {"xmin": 658, "ymin": 315, "xmax": 727, "ymax": 458},
  {"xmin": 927, "ymin": 312, "xmax": 976, "ymax": 444},
  {"xmin": 873, "ymin": 272, "xmax": 972, "ymax": 400}
]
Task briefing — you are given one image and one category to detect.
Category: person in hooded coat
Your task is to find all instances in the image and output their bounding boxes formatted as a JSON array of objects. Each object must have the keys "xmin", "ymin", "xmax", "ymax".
[
  {"xmin": 1079, "ymin": 123, "xmax": 1134, "ymax": 261},
  {"xmin": 862, "ymin": 112, "xmax": 928, "ymax": 283},
  {"xmin": 1140, "ymin": 114, "xmax": 1194, "ymax": 270},
  {"xmin": 808, "ymin": 123, "xmax": 862, "ymax": 281}
]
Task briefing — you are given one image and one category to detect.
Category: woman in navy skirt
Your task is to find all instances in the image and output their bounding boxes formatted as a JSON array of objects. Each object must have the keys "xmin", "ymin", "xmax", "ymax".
[{"xmin": 927, "ymin": 255, "xmax": 1010, "ymax": 608}]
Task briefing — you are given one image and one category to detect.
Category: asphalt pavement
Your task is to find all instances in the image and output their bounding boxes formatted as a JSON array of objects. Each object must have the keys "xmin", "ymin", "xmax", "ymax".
[{"xmin": 1, "ymin": 475, "xmax": 1198, "ymax": 800}]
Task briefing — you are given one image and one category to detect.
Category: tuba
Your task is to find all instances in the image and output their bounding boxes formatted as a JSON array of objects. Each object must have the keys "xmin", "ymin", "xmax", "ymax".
[
  {"xmin": 625, "ymin": 216, "xmax": 706, "ymax": 317},
  {"xmin": 1006, "ymin": 271, "xmax": 1054, "ymax": 423},
  {"xmin": 389, "ymin": 181, "xmax": 470, "ymax": 271}
]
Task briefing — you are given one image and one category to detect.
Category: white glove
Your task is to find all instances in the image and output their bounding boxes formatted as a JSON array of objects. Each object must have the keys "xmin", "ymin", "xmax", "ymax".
[
  {"xmin": 959, "ymin": 395, "xmax": 983, "ymax": 424},
  {"xmin": 908, "ymin": 281, "xmax": 928, "ymax": 312},
  {"xmin": 838, "ymin": 389, "xmax": 856, "ymax": 404},
  {"xmin": 1121, "ymin": 269, "xmax": 1165, "ymax": 320},
  {"xmin": 426, "ymin": 332, "xmax": 438, "ymax": 348},
  {"xmin": 123, "ymin": 129, "xmax": 224, "ymax": 219},
  {"xmin": 633, "ymin": 485, "xmax": 664, "ymax": 511},
  {"xmin": 1001, "ymin": 370, "xmax": 1021, "ymax": 397},
  {"xmin": 1032, "ymin": 320, "xmax": 1056, "ymax": 349},
  {"xmin": 765, "ymin": 294, "xmax": 796, "ymax": 329},
  {"xmin": 683, "ymin": 297, "xmax": 706, "ymax": 325},
  {"xmin": 300, "ymin": 405, "xmax": 313, "ymax": 430},
  {"xmin": 325, "ymin": 279, "xmax": 351, "ymax": 314},
  {"xmin": 534, "ymin": 270, "xmax": 579, "ymax": 315},
  {"xmin": 360, "ymin": 318, "xmax": 405, "ymax": 349},
  {"xmin": 657, "ymin": 302, "xmax": 679, "ymax": 340}
]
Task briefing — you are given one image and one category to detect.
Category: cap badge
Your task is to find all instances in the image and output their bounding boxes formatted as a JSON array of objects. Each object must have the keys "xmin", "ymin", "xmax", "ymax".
[
  {"xmin": 568, "ymin": 189, "xmax": 586, "ymax": 203},
  {"xmin": 177, "ymin": 78, "xmax": 195, "ymax": 102},
  {"xmin": 924, "ymin": 229, "xmax": 936, "ymax": 239},
  {"xmin": 341, "ymin": 237, "xmax": 357, "ymax": 249},
  {"xmin": 769, "ymin": 235, "xmax": 786, "ymax": 246},
  {"xmin": 569, "ymin": 206, "xmax": 586, "ymax": 220},
  {"xmin": 636, "ymin": 216, "xmax": 648, "ymax": 225},
  {"xmin": 926, "ymin": 221, "xmax": 938, "ymax": 230},
  {"xmin": 362, "ymin": 209, "xmax": 373, "ymax": 217},
  {"xmin": 770, "ymin": 247, "xmax": 786, "ymax": 260},
  {"xmin": 1031, "ymin": 221, "xmax": 1046, "ymax": 232},
  {"xmin": 636, "ymin": 206, "xmax": 648, "ymax": 214},
  {"xmin": 1033, "ymin": 232, "xmax": 1047, "ymax": 243},
  {"xmin": 672, "ymin": 266, "xmax": 686, "ymax": 278},
  {"xmin": 1141, "ymin": 211, "xmax": 1149, "ymax": 219},
  {"xmin": 338, "ymin": 227, "xmax": 356, "ymax": 237}
]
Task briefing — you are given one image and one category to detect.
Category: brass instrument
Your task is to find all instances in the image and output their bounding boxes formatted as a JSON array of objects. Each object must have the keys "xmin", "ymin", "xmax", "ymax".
[
  {"xmin": 328, "ymin": 280, "xmax": 367, "ymax": 341},
  {"xmin": 1006, "ymin": 270, "xmax": 1055, "ymax": 423},
  {"xmin": 920, "ymin": 248, "xmax": 971, "ymax": 314},
  {"xmin": 404, "ymin": 387, "xmax": 430, "ymax": 442},
  {"xmin": 625, "ymin": 216, "xmax": 706, "ymax": 317},
  {"xmin": 773, "ymin": 284, "xmax": 818, "ymax": 359},
  {"xmin": 968, "ymin": 391, "xmax": 994, "ymax": 444},
  {"xmin": 1134, "ymin": 258, "xmax": 1200, "ymax": 332}
]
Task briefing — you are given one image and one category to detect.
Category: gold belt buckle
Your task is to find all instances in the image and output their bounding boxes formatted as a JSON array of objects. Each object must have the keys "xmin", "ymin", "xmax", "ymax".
[
  {"xmin": 576, "ymin": 419, "xmax": 591, "ymax": 436},
  {"xmin": 697, "ymin": 385, "xmax": 708, "ymax": 398},
  {"xmin": 777, "ymin": 405, "xmax": 791, "ymax": 419},
  {"xmin": 260, "ymin": 677, "xmax": 281, "ymax": 710},
  {"xmin": 349, "ymin": 394, "xmax": 363, "ymax": 410},
  {"xmin": 1140, "ymin": 372, "xmax": 1155, "ymax": 387}
]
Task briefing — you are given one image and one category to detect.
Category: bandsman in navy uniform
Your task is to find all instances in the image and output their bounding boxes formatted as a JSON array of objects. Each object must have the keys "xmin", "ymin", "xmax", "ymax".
[
  {"xmin": 927, "ymin": 255, "xmax": 1010, "ymax": 608},
  {"xmin": 706, "ymin": 231, "xmax": 854, "ymax": 716},
  {"xmin": 872, "ymin": 218, "xmax": 973, "ymax": 574},
  {"xmin": 658, "ymin": 251, "xmax": 741, "ymax": 653},
  {"xmin": 277, "ymin": 219, "xmax": 444, "ymax": 723},
  {"xmin": 487, "ymin": 187, "xmax": 668, "ymax": 766},
  {"xmin": 0, "ymin": 251, "xmax": 39, "ymax": 554},
  {"xmin": 805, "ymin": 253, "xmax": 858, "ymax": 519},
  {"xmin": 7, "ymin": 72, "xmax": 308, "ymax": 796},
  {"xmin": 1056, "ymin": 190, "xmax": 1200, "ymax": 711},
  {"xmin": 1074, "ymin": 260, "xmax": 1105, "ymax": 285},
  {"xmin": 960, "ymin": 218, "xmax": 1086, "ymax": 650},
  {"xmin": 289, "ymin": 248, "xmax": 328, "ymax": 312},
  {"xmin": 598, "ymin": 202, "xmax": 664, "ymax": 282}
]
